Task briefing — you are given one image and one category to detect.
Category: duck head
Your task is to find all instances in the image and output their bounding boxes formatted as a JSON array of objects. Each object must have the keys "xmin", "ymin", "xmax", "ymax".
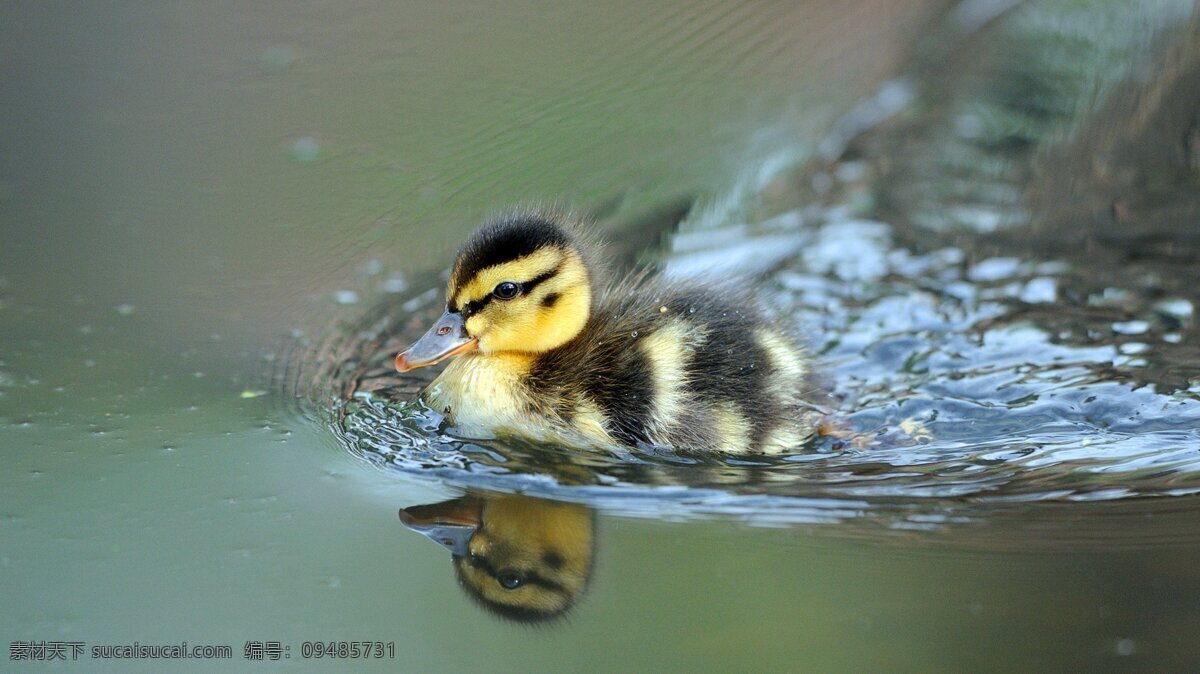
[
  {"xmin": 399, "ymin": 492, "xmax": 595, "ymax": 622},
  {"xmin": 395, "ymin": 213, "xmax": 594, "ymax": 372}
]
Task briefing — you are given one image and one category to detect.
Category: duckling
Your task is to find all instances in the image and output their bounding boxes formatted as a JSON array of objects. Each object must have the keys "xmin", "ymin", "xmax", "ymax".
[
  {"xmin": 395, "ymin": 210, "xmax": 820, "ymax": 453},
  {"xmin": 399, "ymin": 493, "xmax": 594, "ymax": 622}
]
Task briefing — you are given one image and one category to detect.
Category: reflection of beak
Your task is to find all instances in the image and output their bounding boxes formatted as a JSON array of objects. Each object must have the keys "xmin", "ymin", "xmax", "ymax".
[
  {"xmin": 398, "ymin": 497, "xmax": 483, "ymax": 557},
  {"xmin": 395, "ymin": 310, "xmax": 478, "ymax": 372}
]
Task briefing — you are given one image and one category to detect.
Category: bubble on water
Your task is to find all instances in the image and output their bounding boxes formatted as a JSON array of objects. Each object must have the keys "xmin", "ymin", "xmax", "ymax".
[
  {"xmin": 1114, "ymin": 638, "xmax": 1136, "ymax": 656},
  {"xmin": 114, "ymin": 303, "xmax": 135, "ymax": 316},
  {"xmin": 381, "ymin": 273, "xmax": 409, "ymax": 293},
  {"xmin": 334, "ymin": 290, "xmax": 360, "ymax": 305},
  {"xmin": 289, "ymin": 137, "xmax": 322, "ymax": 163}
]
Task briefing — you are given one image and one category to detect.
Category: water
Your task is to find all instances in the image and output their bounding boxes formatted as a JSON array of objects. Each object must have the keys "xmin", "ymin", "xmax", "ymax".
[{"xmin": 5, "ymin": 0, "xmax": 1200, "ymax": 671}]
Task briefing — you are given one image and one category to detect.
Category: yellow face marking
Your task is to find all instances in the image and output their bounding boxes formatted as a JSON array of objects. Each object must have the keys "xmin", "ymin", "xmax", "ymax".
[
  {"xmin": 451, "ymin": 248, "xmax": 563, "ymax": 308},
  {"xmin": 451, "ymin": 249, "xmax": 591, "ymax": 355}
]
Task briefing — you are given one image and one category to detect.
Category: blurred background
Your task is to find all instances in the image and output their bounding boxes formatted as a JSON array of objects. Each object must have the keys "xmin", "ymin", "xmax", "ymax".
[{"xmin": 3, "ymin": 1, "xmax": 1200, "ymax": 671}]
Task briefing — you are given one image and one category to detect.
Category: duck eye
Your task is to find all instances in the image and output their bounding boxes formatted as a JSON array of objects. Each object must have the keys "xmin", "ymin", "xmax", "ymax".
[
  {"xmin": 496, "ymin": 570, "xmax": 525, "ymax": 590},
  {"xmin": 493, "ymin": 281, "xmax": 521, "ymax": 300}
]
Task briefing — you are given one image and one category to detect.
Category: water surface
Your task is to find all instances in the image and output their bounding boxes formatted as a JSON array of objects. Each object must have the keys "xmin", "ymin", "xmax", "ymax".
[{"xmin": 4, "ymin": 0, "xmax": 1200, "ymax": 671}]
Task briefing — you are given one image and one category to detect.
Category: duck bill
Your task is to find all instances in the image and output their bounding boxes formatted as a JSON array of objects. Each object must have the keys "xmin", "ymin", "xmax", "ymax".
[
  {"xmin": 398, "ymin": 497, "xmax": 483, "ymax": 557},
  {"xmin": 394, "ymin": 311, "xmax": 478, "ymax": 372}
]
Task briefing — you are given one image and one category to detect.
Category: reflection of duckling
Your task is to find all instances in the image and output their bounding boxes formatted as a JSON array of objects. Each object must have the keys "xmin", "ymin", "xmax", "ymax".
[
  {"xmin": 395, "ymin": 210, "xmax": 821, "ymax": 453},
  {"xmin": 399, "ymin": 493, "xmax": 594, "ymax": 622}
]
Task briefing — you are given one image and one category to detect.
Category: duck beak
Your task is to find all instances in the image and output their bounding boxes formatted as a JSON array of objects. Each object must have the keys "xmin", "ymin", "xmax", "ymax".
[
  {"xmin": 394, "ymin": 310, "xmax": 478, "ymax": 372},
  {"xmin": 398, "ymin": 497, "xmax": 483, "ymax": 557}
]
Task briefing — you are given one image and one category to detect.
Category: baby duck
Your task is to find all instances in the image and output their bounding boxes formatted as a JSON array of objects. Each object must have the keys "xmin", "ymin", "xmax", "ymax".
[
  {"xmin": 399, "ymin": 493, "xmax": 594, "ymax": 622},
  {"xmin": 395, "ymin": 211, "xmax": 820, "ymax": 453}
]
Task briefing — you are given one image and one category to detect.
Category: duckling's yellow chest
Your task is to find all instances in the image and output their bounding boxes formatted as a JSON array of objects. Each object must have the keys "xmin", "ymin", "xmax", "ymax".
[
  {"xmin": 423, "ymin": 354, "xmax": 529, "ymax": 432},
  {"xmin": 422, "ymin": 353, "xmax": 616, "ymax": 448}
]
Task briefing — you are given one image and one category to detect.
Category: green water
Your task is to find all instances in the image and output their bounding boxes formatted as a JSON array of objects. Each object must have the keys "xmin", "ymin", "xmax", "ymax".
[{"xmin": 5, "ymin": 1, "xmax": 1200, "ymax": 671}]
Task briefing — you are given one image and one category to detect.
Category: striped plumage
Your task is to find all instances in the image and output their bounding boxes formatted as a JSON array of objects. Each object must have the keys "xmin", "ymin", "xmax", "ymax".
[{"xmin": 395, "ymin": 211, "xmax": 821, "ymax": 454}]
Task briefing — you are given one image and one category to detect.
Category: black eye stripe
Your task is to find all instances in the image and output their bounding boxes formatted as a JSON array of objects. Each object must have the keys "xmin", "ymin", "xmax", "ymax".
[
  {"xmin": 453, "ymin": 264, "xmax": 562, "ymax": 316},
  {"xmin": 459, "ymin": 295, "xmax": 493, "ymax": 318},
  {"xmin": 522, "ymin": 265, "xmax": 560, "ymax": 294},
  {"xmin": 497, "ymin": 570, "xmax": 524, "ymax": 589},
  {"xmin": 465, "ymin": 553, "xmax": 568, "ymax": 595}
]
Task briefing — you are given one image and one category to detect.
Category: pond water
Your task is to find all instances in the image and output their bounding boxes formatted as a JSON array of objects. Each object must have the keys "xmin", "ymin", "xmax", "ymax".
[{"xmin": 4, "ymin": 0, "xmax": 1200, "ymax": 671}]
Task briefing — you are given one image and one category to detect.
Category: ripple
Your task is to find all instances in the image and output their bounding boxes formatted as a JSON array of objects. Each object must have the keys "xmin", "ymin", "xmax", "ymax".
[{"xmin": 269, "ymin": 155, "xmax": 1200, "ymax": 539}]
